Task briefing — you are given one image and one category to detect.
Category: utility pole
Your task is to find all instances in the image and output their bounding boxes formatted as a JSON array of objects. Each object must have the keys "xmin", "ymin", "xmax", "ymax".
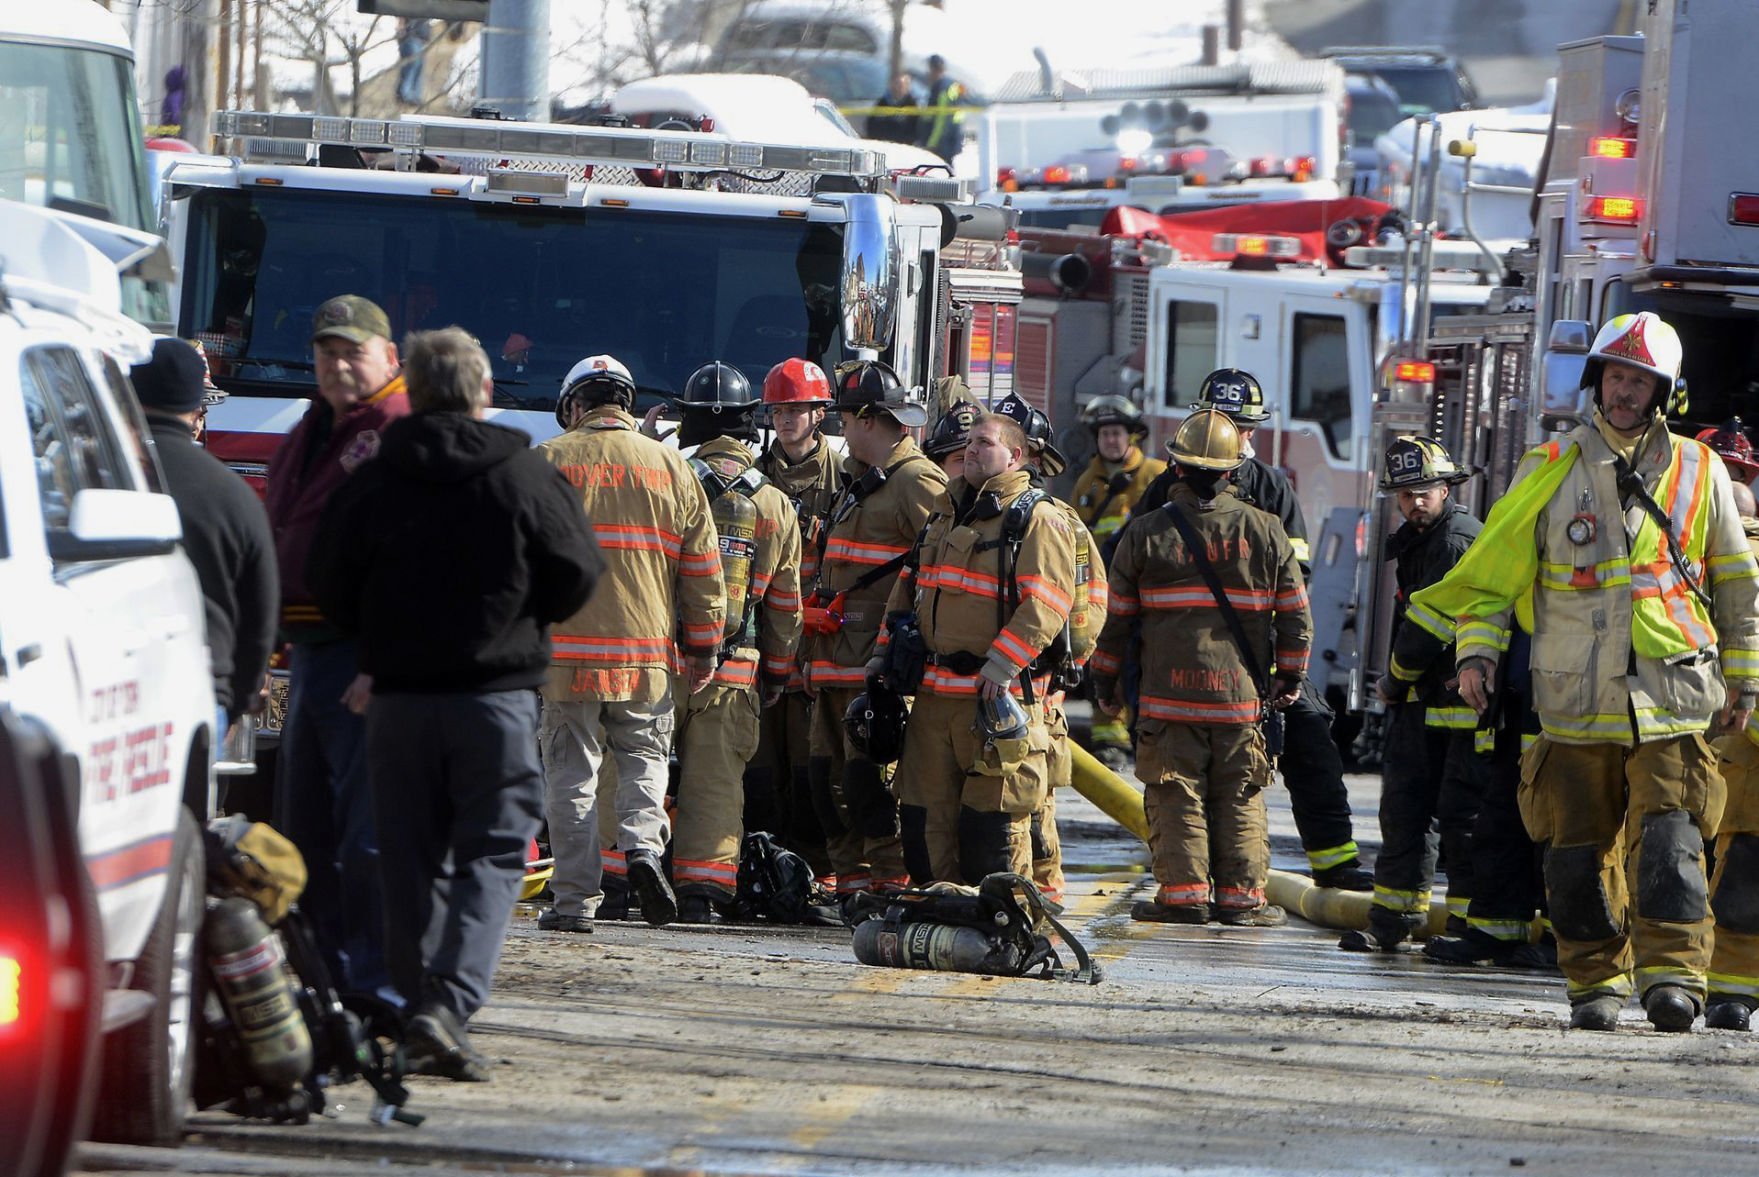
[{"xmin": 478, "ymin": 0, "xmax": 549, "ymax": 122}]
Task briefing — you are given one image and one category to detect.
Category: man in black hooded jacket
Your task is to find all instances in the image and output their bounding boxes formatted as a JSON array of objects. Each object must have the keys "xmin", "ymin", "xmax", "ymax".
[{"xmin": 310, "ymin": 327, "xmax": 602, "ymax": 1081}]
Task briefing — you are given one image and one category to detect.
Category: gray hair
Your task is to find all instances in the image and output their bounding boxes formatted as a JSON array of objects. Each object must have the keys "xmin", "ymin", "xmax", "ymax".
[{"xmin": 402, "ymin": 327, "xmax": 491, "ymax": 414}]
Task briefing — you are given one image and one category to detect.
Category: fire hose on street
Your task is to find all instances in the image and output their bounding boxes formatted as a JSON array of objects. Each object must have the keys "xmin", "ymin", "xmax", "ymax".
[{"xmin": 1067, "ymin": 742, "xmax": 1451, "ymax": 936}]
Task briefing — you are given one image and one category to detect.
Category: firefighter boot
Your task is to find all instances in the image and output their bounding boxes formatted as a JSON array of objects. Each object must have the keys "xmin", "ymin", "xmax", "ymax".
[
  {"xmin": 598, "ymin": 872, "xmax": 632, "ymax": 921},
  {"xmin": 626, "ymin": 849, "xmax": 678, "ymax": 927},
  {"xmin": 407, "ymin": 1004, "xmax": 491, "ymax": 1083},
  {"xmin": 1338, "ymin": 908, "xmax": 1417, "ymax": 953},
  {"xmin": 677, "ymin": 890, "xmax": 725, "ymax": 926},
  {"xmin": 1131, "ymin": 900, "xmax": 1209, "ymax": 924},
  {"xmin": 537, "ymin": 909, "xmax": 594, "ymax": 934},
  {"xmin": 1311, "ymin": 860, "xmax": 1374, "ymax": 891},
  {"xmin": 1568, "ymin": 994, "xmax": 1624, "ymax": 1032},
  {"xmin": 1214, "ymin": 903, "xmax": 1287, "ymax": 927},
  {"xmin": 1706, "ymin": 996, "xmax": 1756, "ymax": 1032},
  {"xmin": 1642, "ymin": 984, "xmax": 1700, "ymax": 1033}
]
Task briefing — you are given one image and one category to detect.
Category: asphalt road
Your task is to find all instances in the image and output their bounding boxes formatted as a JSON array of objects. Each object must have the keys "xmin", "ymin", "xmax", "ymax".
[{"xmin": 70, "ymin": 743, "xmax": 1759, "ymax": 1177}]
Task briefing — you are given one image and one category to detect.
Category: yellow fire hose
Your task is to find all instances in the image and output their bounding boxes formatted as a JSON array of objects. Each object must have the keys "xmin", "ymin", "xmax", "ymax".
[{"xmin": 1067, "ymin": 742, "xmax": 1450, "ymax": 936}]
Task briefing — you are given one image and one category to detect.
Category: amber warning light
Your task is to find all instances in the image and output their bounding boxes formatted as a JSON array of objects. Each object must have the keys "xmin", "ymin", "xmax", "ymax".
[
  {"xmin": 1394, "ymin": 360, "xmax": 1436, "ymax": 383},
  {"xmin": 1589, "ymin": 137, "xmax": 1636, "ymax": 160}
]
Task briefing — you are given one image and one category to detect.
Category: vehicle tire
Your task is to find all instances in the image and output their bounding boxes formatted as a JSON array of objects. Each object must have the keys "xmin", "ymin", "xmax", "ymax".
[{"xmin": 88, "ymin": 806, "xmax": 204, "ymax": 1147}]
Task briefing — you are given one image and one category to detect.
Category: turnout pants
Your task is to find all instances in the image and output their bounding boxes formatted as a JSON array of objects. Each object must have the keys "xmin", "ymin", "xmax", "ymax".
[
  {"xmin": 541, "ymin": 689, "xmax": 676, "ymax": 918},
  {"xmin": 1464, "ymin": 692, "xmax": 1547, "ymax": 944},
  {"xmin": 748, "ymin": 690, "xmax": 830, "ymax": 876},
  {"xmin": 1710, "ymin": 733, "xmax": 1759, "ymax": 1006},
  {"xmin": 367, "ymin": 690, "xmax": 543, "ymax": 1022},
  {"xmin": 673, "ymin": 683, "xmax": 763, "ymax": 901},
  {"xmin": 1520, "ymin": 733, "xmax": 1724, "ymax": 1002},
  {"xmin": 895, "ymin": 688, "xmax": 1047, "ymax": 886},
  {"xmin": 1033, "ymin": 701, "xmax": 1071, "ymax": 901},
  {"xmin": 276, "ymin": 638, "xmax": 395, "ymax": 1002},
  {"xmin": 1137, "ymin": 720, "xmax": 1270, "ymax": 912},
  {"xmin": 1374, "ymin": 701, "xmax": 1485, "ymax": 932},
  {"xmin": 809, "ymin": 684, "xmax": 906, "ymax": 896},
  {"xmin": 1279, "ymin": 678, "xmax": 1363, "ymax": 874}
]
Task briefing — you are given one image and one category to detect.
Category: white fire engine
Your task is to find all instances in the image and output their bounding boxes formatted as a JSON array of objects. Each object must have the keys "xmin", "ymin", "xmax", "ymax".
[
  {"xmin": 163, "ymin": 109, "xmax": 1021, "ymax": 476},
  {"xmin": 2, "ymin": 1, "xmax": 215, "ymax": 1166}
]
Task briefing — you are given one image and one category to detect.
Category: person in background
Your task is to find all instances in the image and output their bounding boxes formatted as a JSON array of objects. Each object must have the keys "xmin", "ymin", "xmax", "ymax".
[
  {"xmin": 868, "ymin": 72, "xmax": 920, "ymax": 145},
  {"xmin": 918, "ymin": 54, "xmax": 965, "ymax": 163}
]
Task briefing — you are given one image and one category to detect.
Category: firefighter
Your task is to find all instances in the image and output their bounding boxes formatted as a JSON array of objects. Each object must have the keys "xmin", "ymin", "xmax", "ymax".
[
  {"xmin": 807, "ymin": 360, "xmax": 944, "ymax": 901},
  {"xmin": 1139, "ymin": 367, "xmax": 1372, "ymax": 891},
  {"xmin": 1072, "ymin": 395, "xmax": 1163, "ymax": 769},
  {"xmin": 917, "ymin": 53, "xmax": 965, "ymax": 163},
  {"xmin": 992, "ymin": 394, "xmax": 1104, "ymax": 902},
  {"xmin": 1092, "ymin": 409, "xmax": 1309, "ymax": 926},
  {"xmin": 1705, "ymin": 428, "xmax": 1759, "ymax": 1029},
  {"xmin": 1339, "ymin": 437, "xmax": 1486, "ymax": 953},
  {"xmin": 536, "ymin": 354, "xmax": 726, "ymax": 932},
  {"xmin": 1411, "ymin": 312, "xmax": 1759, "ymax": 1032},
  {"xmin": 751, "ymin": 358, "xmax": 843, "ymax": 878},
  {"xmin": 668, "ymin": 362, "xmax": 803, "ymax": 923},
  {"xmin": 926, "ymin": 400, "xmax": 981, "ymax": 480},
  {"xmin": 885, "ymin": 412, "xmax": 1077, "ymax": 883}
]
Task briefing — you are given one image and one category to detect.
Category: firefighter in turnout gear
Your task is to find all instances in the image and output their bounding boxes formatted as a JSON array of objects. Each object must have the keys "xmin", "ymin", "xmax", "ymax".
[
  {"xmin": 1410, "ymin": 312, "xmax": 1759, "ymax": 1032},
  {"xmin": 1093, "ymin": 410, "xmax": 1309, "ymax": 926},
  {"xmin": 536, "ymin": 354, "xmax": 726, "ymax": 932},
  {"xmin": 885, "ymin": 412, "xmax": 1077, "ymax": 884},
  {"xmin": 1072, "ymin": 395, "xmax": 1162, "ymax": 768},
  {"xmin": 808, "ymin": 360, "xmax": 945, "ymax": 899},
  {"xmin": 668, "ymin": 362, "xmax": 803, "ymax": 923},
  {"xmin": 751, "ymin": 358, "xmax": 843, "ymax": 878},
  {"xmin": 992, "ymin": 394, "xmax": 1103, "ymax": 902},
  {"xmin": 925, "ymin": 399, "xmax": 982, "ymax": 480},
  {"xmin": 1339, "ymin": 437, "xmax": 1486, "ymax": 953},
  {"xmin": 1138, "ymin": 367, "xmax": 1371, "ymax": 891},
  {"xmin": 1706, "ymin": 445, "xmax": 1759, "ymax": 1029}
]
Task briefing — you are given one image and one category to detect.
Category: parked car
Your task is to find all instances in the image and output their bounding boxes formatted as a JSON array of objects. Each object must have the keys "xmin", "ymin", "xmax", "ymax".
[{"xmin": 1320, "ymin": 46, "xmax": 1480, "ymax": 116}]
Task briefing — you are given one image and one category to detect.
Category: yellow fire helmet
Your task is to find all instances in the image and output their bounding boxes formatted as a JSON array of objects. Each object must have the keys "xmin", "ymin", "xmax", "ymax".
[{"xmin": 1166, "ymin": 409, "xmax": 1246, "ymax": 472}]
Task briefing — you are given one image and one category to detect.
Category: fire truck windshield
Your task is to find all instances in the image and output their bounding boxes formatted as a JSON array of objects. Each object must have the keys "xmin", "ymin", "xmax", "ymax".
[{"xmin": 179, "ymin": 186, "xmax": 848, "ymax": 412}]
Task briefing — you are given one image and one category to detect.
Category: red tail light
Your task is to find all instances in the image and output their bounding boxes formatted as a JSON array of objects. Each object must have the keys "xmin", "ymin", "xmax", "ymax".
[
  {"xmin": 1589, "ymin": 136, "xmax": 1635, "ymax": 159},
  {"xmin": 1729, "ymin": 193, "xmax": 1759, "ymax": 226},
  {"xmin": 1394, "ymin": 360, "xmax": 1436, "ymax": 383},
  {"xmin": 1585, "ymin": 195, "xmax": 1640, "ymax": 224},
  {"xmin": 0, "ymin": 954, "xmax": 20, "ymax": 1030}
]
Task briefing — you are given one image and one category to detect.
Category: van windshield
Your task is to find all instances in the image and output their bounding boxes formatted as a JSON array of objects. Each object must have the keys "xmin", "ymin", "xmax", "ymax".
[
  {"xmin": 179, "ymin": 187, "xmax": 848, "ymax": 414},
  {"xmin": 0, "ymin": 38, "xmax": 166, "ymax": 325}
]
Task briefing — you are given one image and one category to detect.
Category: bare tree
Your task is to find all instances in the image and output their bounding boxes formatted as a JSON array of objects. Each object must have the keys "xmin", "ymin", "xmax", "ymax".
[{"xmin": 258, "ymin": 0, "xmax": 396, "ymax": 116}]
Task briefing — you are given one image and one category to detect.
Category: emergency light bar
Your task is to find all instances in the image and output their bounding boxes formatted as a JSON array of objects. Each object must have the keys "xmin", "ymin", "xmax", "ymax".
[
  {"xmin": 1213, "ymin": 233, "xmax": 1302, "ymax": 259},
  {"xmin": 214, "ymin": 110, "xmax": 886, "ymax": 180}
]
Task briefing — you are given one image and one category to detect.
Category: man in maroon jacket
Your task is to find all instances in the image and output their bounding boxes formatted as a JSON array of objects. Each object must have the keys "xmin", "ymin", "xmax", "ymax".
[{"xmin": 265, "ymin": 294, "xmax": 409, "ymax": 1000}]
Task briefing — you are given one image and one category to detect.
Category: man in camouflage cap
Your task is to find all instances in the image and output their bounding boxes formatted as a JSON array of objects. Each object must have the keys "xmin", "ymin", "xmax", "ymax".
[{"xmin": 265, "ymin": 294, "xmax": 409, "ymax": 1001}]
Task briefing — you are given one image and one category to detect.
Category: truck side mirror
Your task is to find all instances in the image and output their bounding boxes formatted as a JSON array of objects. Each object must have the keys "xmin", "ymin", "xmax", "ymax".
[
  {"xmin": 1540, "ymin": 319, "xmax": 1592, "ymax": 432},
  {"xmin": 47, "ymin": 488, "xmax": 183, "ymax": 563}
]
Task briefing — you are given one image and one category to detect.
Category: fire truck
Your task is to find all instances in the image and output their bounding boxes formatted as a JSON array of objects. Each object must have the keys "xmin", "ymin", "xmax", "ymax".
[
  {"xmin": 164, "ymin": 109, "xmax": 1021, "ymax": 470},
  {"xmin": 1012, "ymin": 194, "xmax": 1507, "ymax": 697},
  {"xmin": 1351, "ymin": 0, "xmax": 1759, "ymax": 709},
  {"xmin": 975, "ymin": 60, "xmax": 1348, "ymax": 231}
]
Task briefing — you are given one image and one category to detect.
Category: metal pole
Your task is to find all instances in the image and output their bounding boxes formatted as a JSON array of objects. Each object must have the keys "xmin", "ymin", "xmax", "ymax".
[{"xmin": 480, "ymin": 0, "xmax": 550, "ymax": 123}]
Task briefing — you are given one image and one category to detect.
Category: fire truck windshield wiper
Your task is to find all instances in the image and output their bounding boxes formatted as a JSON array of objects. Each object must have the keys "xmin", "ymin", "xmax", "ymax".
[{"xmin": 490, "ymin": 379, "xmax": 551, "ymax": 411}]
